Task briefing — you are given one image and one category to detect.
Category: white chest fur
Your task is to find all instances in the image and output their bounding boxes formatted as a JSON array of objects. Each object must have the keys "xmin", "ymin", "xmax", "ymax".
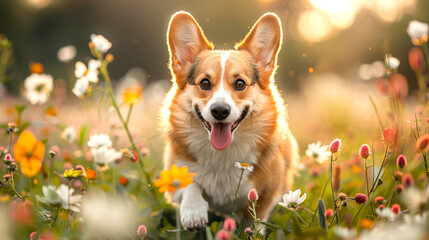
[{"xmin": 178, "ymin": 127, "xmax": 261, "ymax": 207}]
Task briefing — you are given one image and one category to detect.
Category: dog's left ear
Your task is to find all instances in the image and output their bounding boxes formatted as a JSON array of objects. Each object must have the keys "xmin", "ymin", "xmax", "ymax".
[
  {"xmin": 235, "ymin": 13, "xmax": 282, "ymax": 86},
  {"xmin": 167, "ymin": 11, "xmax": 213, "ymax": 88}
]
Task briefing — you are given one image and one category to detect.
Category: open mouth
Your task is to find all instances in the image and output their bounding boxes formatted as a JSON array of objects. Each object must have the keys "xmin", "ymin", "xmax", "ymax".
[{"xmin": 194, "ymin": 106, "xmax": 249, "ymax": 150}]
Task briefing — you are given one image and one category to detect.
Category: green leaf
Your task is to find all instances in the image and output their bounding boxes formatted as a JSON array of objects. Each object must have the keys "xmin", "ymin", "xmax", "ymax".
[
  {"xmin": 205, "ymin": 226, "xmax": 214, "ymax": 240},
  {"xmin": 15, "ymin": 104, "xmax": 26, "ymax": 115},
  {"xmin": 78, "ymin": 125, "xmax": 89, "ymax": 147},
  {"xmin": 1, "ymin": 75, "xmax": 9, "ymax": 84},
  {"xmin": 210, "ymin": 221, "xmax": 219, "ymax": 235},
  {"xmin": 317, "ymin": 198, "xmax": 327, "ymax": 231},
  {"xmin": 19, "ymin": 122, "xmax": 30, "ymax": 132},
  {"xmin": 260, "ymin": 221, "xmax": 282, "ymax": 231}
]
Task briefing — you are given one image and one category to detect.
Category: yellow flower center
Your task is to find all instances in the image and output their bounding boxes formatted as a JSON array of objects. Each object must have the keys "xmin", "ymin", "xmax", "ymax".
[{"xmin": 240, "ymin": 163, "xmax": 249, "ymax": 167}]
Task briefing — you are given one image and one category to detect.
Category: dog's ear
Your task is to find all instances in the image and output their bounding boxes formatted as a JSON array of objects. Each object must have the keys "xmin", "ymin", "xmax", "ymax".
[
  {"xmin": 235, "ymin": 13, "xmax": 282, "ymax": 87},
  {"xmin": 167, "ymin": 11, "xmax": 213, "ymax": 87}
]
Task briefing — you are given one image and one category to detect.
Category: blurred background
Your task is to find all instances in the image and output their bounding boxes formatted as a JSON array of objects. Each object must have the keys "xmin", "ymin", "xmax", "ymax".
[
  {"xmin": 0, "ymin": 0, "xmax": 427, "ymax": 92},
  {"xmin": 0, "ymin": 0, "xmax": 428, "ymax": 150}
]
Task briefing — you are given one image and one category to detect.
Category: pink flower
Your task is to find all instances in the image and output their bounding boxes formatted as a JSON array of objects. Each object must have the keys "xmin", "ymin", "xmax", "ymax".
[
  {"xmin": 223, "ymin": 218, "xmax": 236, "ymax": 232},
  {"xmin": 378, "ymin": 204, "xmax": 384, "ymax": 210},
  {"xmin": 416, "ymin": 135, "xmax": 429, "ymax": 151},
  {"xmin": 354, "ymin": 193, "xmax": 368, "ymax": 204},
  {"xmin": 403, "ymin": 173, "xmax": 414, "ymax": 188},
  {"xmin": 244, "ymin": 227, "xmax": 254, "ymax": 235},
  {"xmin": 247, "ymin": 188, "xmax": 259, "ymax": 202},
  {"xmin": 215, "ymin": 230, "xmax": 231, "ymax": 240},
  {"xmin": 325, "ymin": 209, "xmax": 334, "ymax": 218},
  {"xmin": 374, "ymin": 196, "xmax": 384, "ymax": 204},
  {"xmin": 329, "ymin": 138, "xmax": 342, "ymax": 153},
  {"xmin": 396, "ymin": 184, "xmax": 404, "ymax": 194},
  {"xmin": 391, "ymin": 204, "xmax": 401, "ymax": 214},
  {"xmin": 382, "ymin": 128, "xmax": 396, "ymax": 144},
  {"xmin": 396, "ymin": 155, "xmax": 407, "ymax": 169},
  {"xmin": 30, "ymin": 232, "xmax": 38, "ymax": 240},
  {"xmin": 359, "ymin": 144, "xmax": 371, "ymax": 159},
  {"xmin": 137, "ymin": 224, "xmax": 147, "ymax": 237}
]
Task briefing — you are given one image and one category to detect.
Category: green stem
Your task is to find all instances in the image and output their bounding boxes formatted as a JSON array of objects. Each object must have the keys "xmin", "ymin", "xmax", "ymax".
[
  {"xmin": 369, "ymin": 94, "xmax": 384, "ymax": 130},
  {"xmin": 8, "ymin": 179, "xmax": 23, "ymax": 199},
  {"xmin": 112, "ymin": 165, "xmax": 116, "ymax": 198},
  {"xmin": 293, "ymin": 211, "xmax": 309, "ymax": 228},
  {"xmin": 368, "ymin": 144, "xmax": 389, "ymax": 194},
  {"xmin": 329, "ymin": 154, "xmax": 339, "ymax": 225},
  {"xmin": 311, "ymin": 175, "xmax": 331, "ymax": 223},
  {"xmin": 352, "ymin": 204, "xmax": 365, "ymax": 225},
  {"xmin": 126, "ymin": 104, "xmax": 133, "ymax": 124},
  {"xmin": 49, "ymin": 155, "xmax": 54, "ymax": 185},
  {"xmin": 176, "ymin": 207, "xmax": 181, "ymax": 240},
  {"xmin": 364, "ymin": 158, "xmax": 375, "ymax": 216},
  {"xmin": 231, "ymin": 169, "xmax": 245, "ymax": 214},
  {"xmin": 99, "ymin": 63, "xmax": 158, "ymax": 201},
  {"xmin": 421, "ymin": 43, "xmax": 429, "ymax": 74}
]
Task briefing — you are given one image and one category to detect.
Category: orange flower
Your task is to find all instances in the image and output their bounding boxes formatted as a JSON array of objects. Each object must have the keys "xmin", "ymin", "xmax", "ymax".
[
  {"xmin": 122, "ymin": 85, "xmax": 142, "ymax": 105},
  {"xmin": 382, "ymin": 128, "xmax": 396, "ymax": 144},
  {"xmin": 154, "ymin": 165, "xmax": 195, "ymax": 193},
  {"xmin": 85, "ymin": 168, "xmax": 97, "ymax": 181},
  {"xmin": 13, "ymin": 130, "xmax": 44, "ymax": 178},
  {"xmin": 359, "ymin": 219, "xmax": 374, "ymax": 229},
  {"xmin": 29, "ymin": 62, "xmax": 44, "ymax": 74}
]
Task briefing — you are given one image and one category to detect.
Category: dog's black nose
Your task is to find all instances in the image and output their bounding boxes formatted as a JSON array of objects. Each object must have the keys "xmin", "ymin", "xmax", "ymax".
[{"xmin": 211, "ymin": 104, "xmax": 230, "ymax": 120}]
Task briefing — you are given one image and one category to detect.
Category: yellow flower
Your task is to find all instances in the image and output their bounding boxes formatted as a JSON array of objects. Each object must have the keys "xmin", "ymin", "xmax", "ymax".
[
  {"xmin": 122, "ymin": 86, "xmax": 142, "ymax": 105},
  {"xmin": 154, "ymin": 165, "xmax": 195, "ymax": 193},
  {"xmin": 63, "ymin": 168, "xmax": 83, "ymax": 179},
  {"xmin": 13, "ymin": 130, "xmax": 45, "ymax": 178}
]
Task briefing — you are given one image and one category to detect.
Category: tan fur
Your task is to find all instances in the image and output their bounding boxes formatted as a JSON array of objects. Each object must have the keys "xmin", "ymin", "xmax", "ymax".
[{"xmin": 160, "ymin": 11, "xmax": 299, "ymax": 228}]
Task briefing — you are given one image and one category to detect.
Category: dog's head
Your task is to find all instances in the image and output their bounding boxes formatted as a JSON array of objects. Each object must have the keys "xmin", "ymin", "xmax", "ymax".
[{"xmin": 167, "ymin": 11, "xmax": 282, "ymax": 150}]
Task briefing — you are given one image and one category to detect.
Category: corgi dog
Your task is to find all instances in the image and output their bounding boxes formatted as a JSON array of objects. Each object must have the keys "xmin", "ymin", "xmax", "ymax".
[{"xmin": 160, "ymin": 11, "xmax": 299, "ymax": 230}]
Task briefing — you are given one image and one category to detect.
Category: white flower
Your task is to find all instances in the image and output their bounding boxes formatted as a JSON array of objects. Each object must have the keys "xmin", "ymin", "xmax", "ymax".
[
  {"xmin": 36, "ymin": 184, "xmax": 82, "ymax": 212},
  {"xmin": 75, "ymin": 59, "xmax": 101, "ymax": 83},
  {"xmin": 234, "ymin": 162, "xmax": 254, "ymax": 172},
  {"xmin": 91, "ymin": 146, "xmax": 122, "ymax": 171},
  {"xmin": 57, "ymin": 45, "xmax": 76, "ymax": 63},
  {"xmin": 404, "ymin": 187, "xmax": 428, "ymax": 211},
  {"xmin": 87, "ymin": 134, "xmax": 112, "ymax": 148},
  {"xmin": 90, "ymin": 34, "xmax": 112, "ymax": 53},
  {"xmin": 376, "ymin": 207, "xmax": 397, "ymax": 221},
  {"xmin": 385, "ymin": 55, "xmax": 400, "ymax": 72},
  {"xmin": 305, "ymin": 141, "xmax": 330, "ymax": 164},
  {"xmin": 334, "ymin": 227, "xmax": 356, "ymax": 240},
  {"xmin": 72, "ymin": 77, "xmax": 89, "ymax": 98},
  {"xmin": 278, "ymin": 189, "xmax": 306, "ymax": 210},
  {"xmin": 24, "ymin": 73, "xmax": 54, "ymax": 105},
  {"xmin": 61, "ymin": 126, "xmax": 76, "ymax": 143},
  {"xmin": 407, "ymin": 20, "xmax": 429, "ymax": 46}
]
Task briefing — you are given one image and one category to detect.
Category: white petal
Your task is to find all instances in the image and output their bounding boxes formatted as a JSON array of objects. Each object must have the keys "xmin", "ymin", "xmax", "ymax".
[{"xmin": 75, "ymin": 61, "xmax": 87, "ymax": 78}]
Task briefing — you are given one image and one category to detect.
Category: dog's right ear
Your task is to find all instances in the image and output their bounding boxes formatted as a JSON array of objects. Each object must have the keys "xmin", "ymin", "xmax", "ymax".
[{"xmin": 167, "ymin": 11, "xmax": 213, "ymax": 87}]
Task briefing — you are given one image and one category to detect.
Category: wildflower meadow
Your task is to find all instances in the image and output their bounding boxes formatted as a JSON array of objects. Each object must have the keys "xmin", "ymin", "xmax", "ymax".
[{"xmin": 1, "ymin": 1, "xmax": 429, "ymax": 239}]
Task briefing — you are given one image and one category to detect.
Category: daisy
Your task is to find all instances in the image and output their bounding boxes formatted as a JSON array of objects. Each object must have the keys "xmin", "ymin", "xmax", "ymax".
[
  {"xmin": 91, "ymin": 146, "xmax": 122, "ymax": 171},
  {"xmin": 72, "ymin": 77, "xmax": 90, "ymax": 98},
  {"xmin": 375, "ymin": 207, "xmax": 397, "ymax": 221},
  {"xmin": 334, "ymin": 227, "xmax": 356, "ymax": 240},
  {"xmin": 90, "ymin": 34, "xmax": 112, "ymax": 53},
  {"xmin": 407, "ymin": 20, "xmax": 429, "ymax": 46},
  {"xmin": 61, "ymin": 126, "xmax": 76, "ymax": 143},
  {"xmin": 37, "ymin": 184, "xmax": 83, "ymax": 212},
  {"xmin": 24, "ymin": 73, "xmax": 54, "ymax": 105},
  {"xmin": 305, "ymin": 141, "xmax": 330, "ymax": 164},
  {"xmin": 74, "ymin": 59, "xmax": 101, "ymax": 83},
  {"xmin": 385, "ymin": 55, "xmax": 400, "ymax": 72},
  {"xmin": 87, "ymin": 134, "xmax": 112, "ymax": 149},
  {"xmin": 57, "ymin": 45, "xmax": 76, "ymax": 63},
  {"xmin": 278, "ymin": 189, "xmax": 306, "ymax": 210},
  {"xmin": 234, "ymin": 162, "xmax": 254, "ymax": 172}
]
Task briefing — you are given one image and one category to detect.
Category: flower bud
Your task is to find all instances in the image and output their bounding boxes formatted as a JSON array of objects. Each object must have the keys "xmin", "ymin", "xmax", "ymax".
[
  {"xmin": 382, "ymin": 128, "xmax": 396, "ymax": 144},
  {"xmin": 244, "ymin": 227, "xmax": 254, "ymax": 235},
  {"xmin": 223, "ymin": 218, "xmax": 236, "ymax": 232},
  {"xmin": 394, "ymin": 171, "xmax": 403, "ymax": 182},
  {"xmin": 247, "ymin": 188, "xmax": 259, "ymax": 202},
  {"xmin": 396, "ymin": 154, "xmax": 407, "ymax": 169},
  {"xmin": 354, "ymin": 193, "xmax": 368, "ymax": 204},
  {"xmin": 409, "ymin": 47, "xmax": 426, "ymax": 72},
  {"xmin": 416, "ymin": 135, "xmax": 429, "ymax": 151},
  {"xmin": 30, "ymin": 232, "xmax": 38, "ymax": 240},
  {"xmin": 396, "ymin": 184, "xmax": 404, "ymax": 194},
  {"xmin": 215, "ymin": 230, "xmax": 231, "ymax": 240},
  {"xmin": 403, "ymin": 173, "xmax": 414, "ymax": 188},
  {"xmin": 378, "ymin": 204, "xmax": 384, "ymax": 210},
  {"xmin": 374, "ymin": 196, "xmax": 384, "ymax": 204},
  {"xmin": 338, "ymin": 192, "xmax": 347, "ymax": 201},
  {"xmin": 119, "ymin": 176, "xmax": 129, "ymax": 186},
  {"xmin": 29, "ymin": 62, "xmax": 44, "ymax": 74},
  {"xmin": 3, "ymin": 174, "xmax": 12, "ymax": 182},
  {"xmin": 391, "ymin": 204, "xmax": 401, "ymax": 214},
  {"xmin": 137, "ymin": 224, "xmax": 147, "ymax": 237},
  {"xmin": 333, "ymin": 166, "xmax": 341, "ymax": 192},
  {"xmin": 325, "ymin": 209, "xmax": 334, "ymax": 218},
  {"xmin": 329, "ymin": 138, "xmax": 342, "ymax": 153},
  {"xmin": 359, "ymin": 144, "xmax": 371, "ymax": 159},
  {"xmin": 376, "ymin": 178, "xmax": 384, "ymax": 186}
]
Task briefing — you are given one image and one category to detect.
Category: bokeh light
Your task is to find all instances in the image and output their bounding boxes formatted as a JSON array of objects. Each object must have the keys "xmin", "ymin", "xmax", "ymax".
[{"xmin": 298, "ymin": 10, "xmax": 334, "ymax": 43}]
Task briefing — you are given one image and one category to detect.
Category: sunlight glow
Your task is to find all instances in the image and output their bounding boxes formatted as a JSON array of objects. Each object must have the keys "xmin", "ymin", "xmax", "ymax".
[{"xmin": 298, "ymin": 10, "xmax": 333, "ymax": 43}]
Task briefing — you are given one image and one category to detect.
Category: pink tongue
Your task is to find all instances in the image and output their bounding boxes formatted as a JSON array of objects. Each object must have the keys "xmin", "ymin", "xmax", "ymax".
[{"xmin": 210, "ymin": 122, "xmax": 233, "ymax": 150}]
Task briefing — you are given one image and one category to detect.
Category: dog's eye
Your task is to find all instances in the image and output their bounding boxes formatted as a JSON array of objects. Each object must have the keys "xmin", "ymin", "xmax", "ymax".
[
  {"xmin": 199, "ymin": 79, "xmax": 211, "ymax": 90},
  {"xmin": 234, "ymin": 79, "xmax": 246, "ymax": 90}
]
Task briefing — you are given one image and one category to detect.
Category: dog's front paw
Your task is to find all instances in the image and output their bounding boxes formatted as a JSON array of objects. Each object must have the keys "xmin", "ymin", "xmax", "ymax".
[{"xmin": 180, "ymin": 201, "xmax": 208, "ymax": 231}]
